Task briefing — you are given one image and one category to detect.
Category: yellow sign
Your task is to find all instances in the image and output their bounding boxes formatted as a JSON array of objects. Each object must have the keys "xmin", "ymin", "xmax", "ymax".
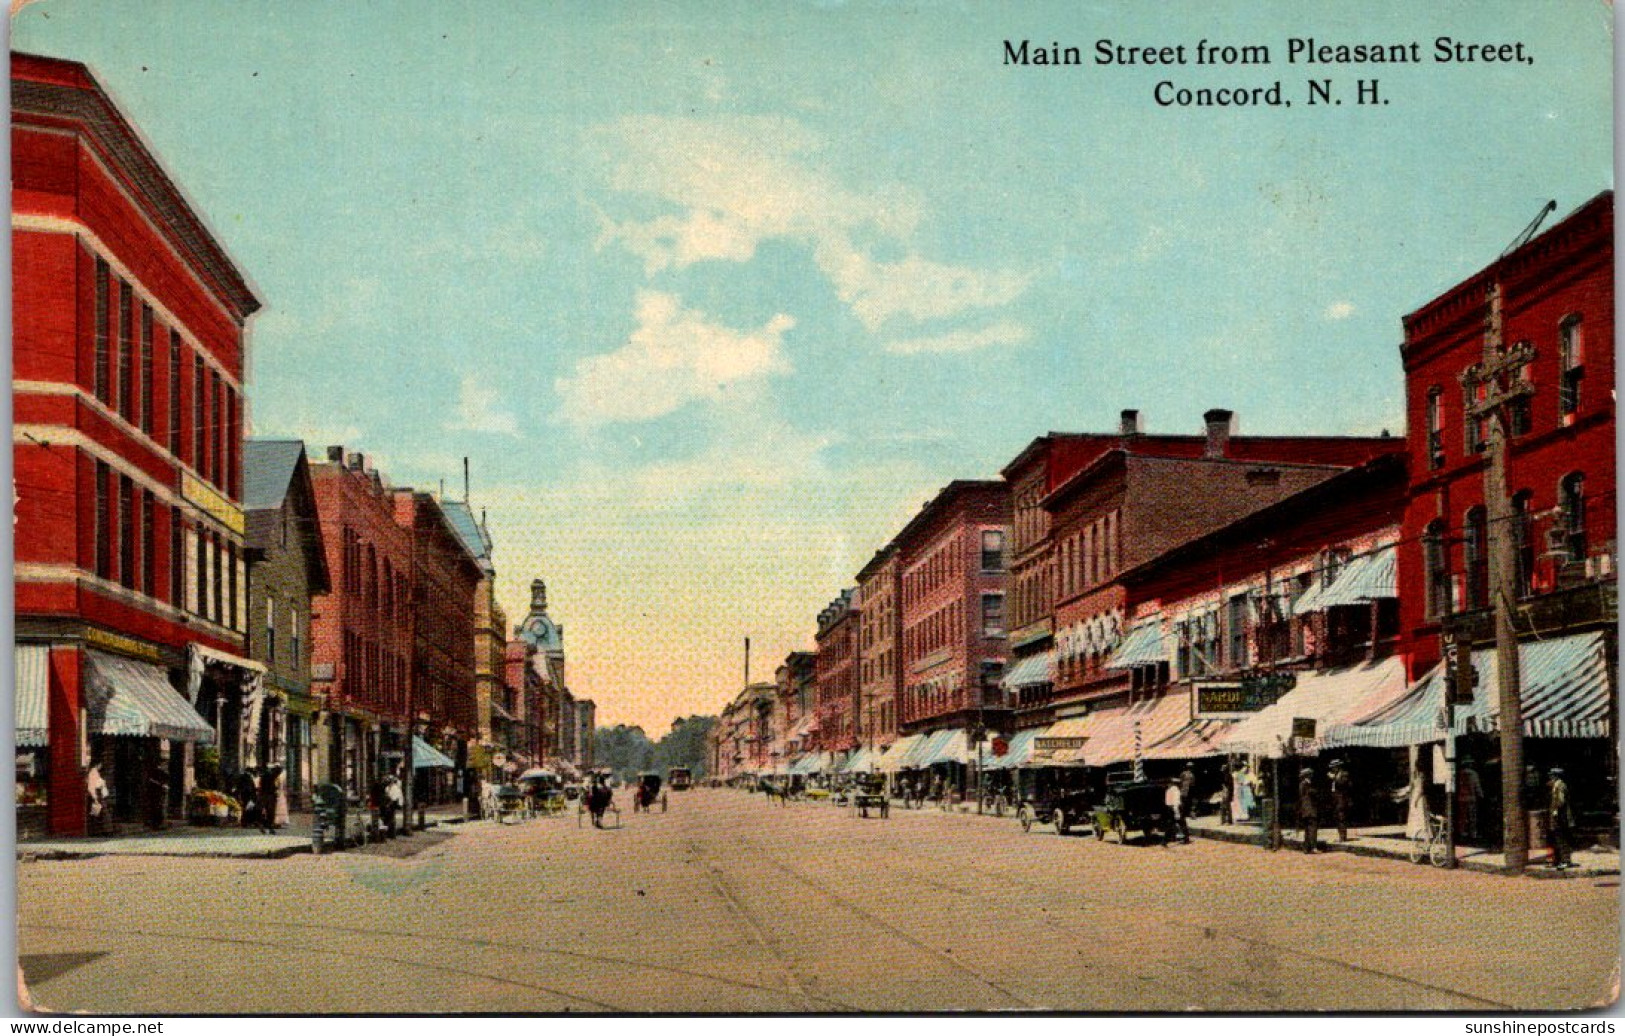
[
  {"xmin": 84, "ymin": 627, "xmax": 164, "ymax": 664},
  {"xmin": 181, "ymin": 472, "xmax": 246, "ymax": 535}
]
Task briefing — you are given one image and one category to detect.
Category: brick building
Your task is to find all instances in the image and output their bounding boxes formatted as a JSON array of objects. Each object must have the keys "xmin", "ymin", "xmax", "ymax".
[
  {"xmin": 13, "ymin": 53, "xmax": 263, "ymax": 836},
  {"xmin": 812, "ymin": 590, "xmax": 860, "ymax": 755},
  {"xmin": 243, "ymin": 440, "xmax": 331, "ymax": 810},
  {"xmin": 855, "ymin": 547, "xmax": 901, "ymax": 751},
  {"xmin": 776, "ymin": 651, "xmax": 818, "ymax": 762},
  {"xmin": 441, "ymin": 500, "xmax": 510, "ymax": 778}
]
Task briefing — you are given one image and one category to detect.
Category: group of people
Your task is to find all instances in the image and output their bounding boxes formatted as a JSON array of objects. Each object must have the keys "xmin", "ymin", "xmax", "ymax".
[{"xmin": 231, "ymin": 765, "xmax": 289, "ymax": 834}]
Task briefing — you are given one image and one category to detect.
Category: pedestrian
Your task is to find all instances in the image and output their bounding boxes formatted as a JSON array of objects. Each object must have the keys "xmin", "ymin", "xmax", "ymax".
[
  {"xmin": 235, "ymin": 768, "xmax": 259, "ymax": 829},
  {"xmin": 387, "ymin": 772, "xmax": 406, "ymax": 833},
  {"xmin": 1456, "ymin": 759, "xmax": 1484, "ymax": 846},
  {"xmin": 1220, "ymin": 763, "xmax": 1235, "ymax": 826},
  {"xmin": 1329, "ymin": 759, "xmax": 1352, "ymax": 842},
  {"xmin": 1298, "ymin": 767, "xmax": 1320, "ymax": 854},
  {"xmin": 86, "ymin": 762, "xmax": 109, "ymax": 832},
  {"xmin": 1548, "ymin": 767, "xmax": 1575, "ymax": 870},
  {"xmin": 146, "ymin": 760, "xmax": 169, "ymax": 830},
  {"xmin": 258, "ymin": 765, "xmax": 282, "ymax": 834},
  {"xmin": 1178, "ymin": 764, "xmax": 1197, "ymax": 827},
  {"xmin": 1164, "ymin": 779, "xmax": 1188, "ymax": 844},
  {"xmin": 379, "ymin": 773, "xmax": 399, "ymax": 836}
]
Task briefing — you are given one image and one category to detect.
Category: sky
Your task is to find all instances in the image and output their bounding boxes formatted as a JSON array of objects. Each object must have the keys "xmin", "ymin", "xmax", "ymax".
[{"xmin": 12, "ymin": 1, "xmax": 1613, "ymax": 734}]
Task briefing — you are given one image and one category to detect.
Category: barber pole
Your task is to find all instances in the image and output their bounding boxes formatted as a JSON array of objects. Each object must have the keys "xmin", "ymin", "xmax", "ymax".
[{"xmin": 1133, "ymin": 719, "xmax": 1145, "ymax": 782}]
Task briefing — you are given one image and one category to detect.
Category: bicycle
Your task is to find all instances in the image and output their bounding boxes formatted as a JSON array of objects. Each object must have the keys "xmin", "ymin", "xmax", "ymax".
[{"xmin": 1408, "ymin": 811, "xmax": 1452, "ymax": 868}]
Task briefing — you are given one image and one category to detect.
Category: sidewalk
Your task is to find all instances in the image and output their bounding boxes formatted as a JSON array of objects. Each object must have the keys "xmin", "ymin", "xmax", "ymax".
[
  {"xmin": 1186, "ymin": 813, "xmax": 1621, "ymax": 879},
  {"xmin": 18, "ymin": 802, "xmax": 478, "ymax": 861}
]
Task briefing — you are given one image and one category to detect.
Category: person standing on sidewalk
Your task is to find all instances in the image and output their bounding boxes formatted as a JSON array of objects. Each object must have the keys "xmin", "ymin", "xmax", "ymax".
[
  {"xmin": 1164, "ymin": 779, "xmax": 1189, "ymax": 844},
  {"xmin": 1178, "ymin": 764, "xmax": 1196, "ymax": 828},
  {"xmin": 1457, "ymin": 759, "xmax": 1484, "ymax": 846},
  {"xmin": 1329, "ymin": 759, "xmax": 1352, "ymax": 842},
  {"xmin": 1298, "ymin": 767, "xmax": 1320, "ymax": 854},
  {"xmin": 1548, "ymin": 768, "xmax": 1575, "ymax": 870}
]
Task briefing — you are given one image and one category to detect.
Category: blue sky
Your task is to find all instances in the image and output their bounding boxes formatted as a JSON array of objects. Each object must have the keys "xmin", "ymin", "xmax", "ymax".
[{"xmin": 13, "ymin": 1, "xmax": 1612, "ymax": 731}]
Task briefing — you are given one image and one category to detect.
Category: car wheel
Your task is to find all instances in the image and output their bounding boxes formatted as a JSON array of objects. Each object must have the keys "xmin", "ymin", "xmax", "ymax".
[
  {"xmin": 1019, "ymin": 806, "xmax": 1033, "ymax": 833},
  {"xmin": 1055, "ymin": 809, "xmax": 1070, "ymax": 836}
]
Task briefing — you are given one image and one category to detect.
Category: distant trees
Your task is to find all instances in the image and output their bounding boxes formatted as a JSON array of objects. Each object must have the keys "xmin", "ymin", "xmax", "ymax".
[{"xmin": 593, "ymin": 715, "xmax": 717, "ymax": 783}]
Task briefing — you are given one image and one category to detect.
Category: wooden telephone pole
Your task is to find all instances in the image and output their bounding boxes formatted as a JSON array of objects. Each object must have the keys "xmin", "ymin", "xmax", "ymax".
[{"xmin": 1467, "ymin": 281, "xmax": 1535, "ymax": 871}]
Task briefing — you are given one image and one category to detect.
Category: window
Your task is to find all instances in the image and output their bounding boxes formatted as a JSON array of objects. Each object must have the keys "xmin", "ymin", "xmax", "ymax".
[
  {"xmin": 225, "ymin": 387, "xmax": 238, "ymax": 498},
  {"xmin": 1560, "ymin": 473, "xmax": 1586, "ymax": 562},
  {"xmin": 1463, "ymin": 379, "xmax": 1488, "ymax": 453},
  {"xmin": 1560, "ymin": 316, "xmax": 1584, "ymax": 422},
  {"xmin": 1426, "ymin": 387, "xmax": 1444, "ymax": 469},
  {"xmin": 195, "ymin": 526, "xmax": 208, "ymax": 617},
  {"xmin": 118, "ymin": 281, "xmax": 134, "ymax": 422},
  {"xmin": 139, "ymin": 304, "xmax": 154, "ymax": 434},
  {"xmin": 1464, "ymin": 507, "xmax": 1489, "ymax": 610},
  {"xmin": 170, "ymin": 508, "xmax": 184, "ymax": 605},
  {"xmin": 1226, "ymin": 593, "xmax": 1250, "ymax": 669},
  {"xmin": 167, "ymin": 331, "xmax": 181, "ymax": 455},
  {"xmin": 979, "ymin": 529, "xmax": 1003, "ymax": 571},
  {"xmin": 1511, "ymin": 492, "xmax": 1534, "ymax": 599},
  {"xmin": 266, "ymin": 596, "xmax": 277, "ymax": 665},
  {"xmin": 227, "ymin": 541, "xmax": 238, "ymax": 630},
  {"xmin": 210, "ymin": 371, "xmax": 223, "ymax": 487},
  {"xmin": 93, "ymin": 258, "xmax": 110, "ymax": 403},
  {"xmin": 1509, "ymin": 355, "xmax": 1533, "ymax": 438},
  {"xmin": 193, "ymin": 356, "xmax": 205, "ymax": 472},
  {"xmin": 981, "ymin": 593, "xmax": 1005, "ymax": 637},
  {"xmin": 212, "ymin": 534, "xmax": 224, "ymax": 626},
  {"xmin": 94, "ymin": 461, "xmax": 110, "ymax": 579},
  {"xmin": 139, "ymin": 490, "xmax": 154, "ymax": 596},
  {"xmin": 1423, "ymin": 520, "xmax": 1451, "ymax": 620},
  {"xmin": 118, "ymin": 475, "xmax": 134, "ymax": 590}
]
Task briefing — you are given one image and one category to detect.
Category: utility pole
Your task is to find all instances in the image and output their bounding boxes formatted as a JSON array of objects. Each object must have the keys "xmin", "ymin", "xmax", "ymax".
[{"xmin": 1467, "ymin": 281, "xmax": 1534, "ymax": 871}]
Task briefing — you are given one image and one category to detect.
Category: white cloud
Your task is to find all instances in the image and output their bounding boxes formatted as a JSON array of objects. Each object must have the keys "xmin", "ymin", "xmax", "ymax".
[
  {"xmin": 1325, "ymin": 300, "xmax": 1357, "ymax": 320},
  {"xmin": 884, "ymin": 321, "xmax": 1031, "ymax": 356},
  {"xmin": 446, "ymin": 374, "xmax": 522, "ymax": 437},
  {"xmin": 554, "ymin": 290, "xmax": 795, "ymax": 427},
  {"xmin": 588, "ymin": 115, "xmax": 1028, "ymax": 336}
]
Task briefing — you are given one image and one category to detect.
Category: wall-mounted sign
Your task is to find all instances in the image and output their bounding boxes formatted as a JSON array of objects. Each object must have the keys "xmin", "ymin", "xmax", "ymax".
[
  {"xmin": 84, "ymin": 627, "xmax": 164, "ymax": 664},
  {"xmin": 1194, "ymin": 672, "xmax": 1296, "ymax": 719},
  {"xmin": 1035, "ymin": 736, "xmax": 1088, "ymax": 751}
]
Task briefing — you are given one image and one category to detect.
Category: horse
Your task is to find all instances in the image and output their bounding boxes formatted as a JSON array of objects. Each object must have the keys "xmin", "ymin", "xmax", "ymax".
[{"xmin": 762, "ymin": 781, "xmax": 792, "ymax": 807}]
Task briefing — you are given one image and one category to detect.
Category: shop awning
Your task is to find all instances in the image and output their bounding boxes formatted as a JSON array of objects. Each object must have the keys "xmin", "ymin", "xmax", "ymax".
[
  {"xmin": 1074, "ymin": 692, "xmax": 1193, "ymax": 767},
  {"xmin": 875, "ymin": 734, "xmax": 925, "ymax": 772},
  {"xmin": 981, "ymin": 726, "xmax": 1048, "ymax": 770},
  {"xmin": 915, "ymin": 729, "xmax": 972, "ymax": 767},
  {"xmin": 787, "ymin": 713, "xmax": 819, "ymax": 744},
  {"xmin": 1002, "ymin": 650, "xmax": 1054, "ymax": 689},
  {"xmin": 1144, "ymin": 718, "xmax": 1235, "ymax": 761},
  {"xmin": 16, "ymin": 645, "xmax": 49, "ymax": 748},
  {"xmin": 1105, "ymin": 622, "xmax": 1169, "ymax": 670},
  {"xmin": 1311, "ymin": 547, "xmax": 1398, "ymax": 610},
  {"xmin": 412, "ymin": 735, "xmax": 456, "ymax": 769},
  {"xmin": 84, "ymin": 650, "xmax": 214, "ymax": 743},
  {"xmin": 841, "ymin": 746, "xmax": 881, "ymax": 773},
  {"xmin": 1218, "ymin": 657, "xmax": 1409, "ymax": 757},
  {"xmin": 1029, "ymin": 713, "xmax": 1104, "ymax": 766},
  {"xmin": 1321, "ymin": 632, "xmax": 1613, "ymax": 749},
  {"xmin": 489, "ymin": 698, "xmax": 516, "ymax": 722}
]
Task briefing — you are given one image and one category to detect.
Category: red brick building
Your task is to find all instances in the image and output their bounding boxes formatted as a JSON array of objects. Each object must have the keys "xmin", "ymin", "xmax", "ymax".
[
  {"xmin": 1397, "ymin": 192, "xmax": 1615, "ymax": 677},
  {"xmin": 855, "ymin": 546, "xmax": 901, "ymax": 751},
  {"xmin": 812, "ymin": 590, "xmax": 859, "ymax": 754},
  {"xmin": 776, "ymin": 651, "xmax": 818, "ymax": 762},
  {"xmin": 13, "ymin": 53, "xmax": 263, "ymax": 836},
  {"xmin": 893, "ymin": 481, "xmax": 1011, "ymax": 740}
]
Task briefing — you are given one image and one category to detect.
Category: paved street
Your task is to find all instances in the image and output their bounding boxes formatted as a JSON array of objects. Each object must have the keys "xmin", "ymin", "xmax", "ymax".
[{"xmin": 17, "ymin": 788, "xmax": 1619, "ymax": 1013}]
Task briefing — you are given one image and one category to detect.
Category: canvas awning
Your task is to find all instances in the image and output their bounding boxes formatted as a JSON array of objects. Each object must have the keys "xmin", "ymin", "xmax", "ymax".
[
  {"xmin": 981, "ymin": 726, "xmax": 1048, "ymax": 770},
  {"xmin": 1311, "ymin": 547, "xmax": 1398, "ymax": 610},
  {"xmin": 915, "ymin": 729, "xmax": 972, "ymax": 767},
  {"xmin": 1105, "ymin": 622, "xmax": 1169, "ymax": 670},
  {"xmin": 16, "ymin": 645, "xmax": 49, "ymax": 748},
  {"xmin": 1218, "ymin": 657, "xmax": 1409, "ymax": 757},
  {"xmin": 841, "ymin": 746, "xmax": 880, "ymax": 773},
  {"xmin": 1320, "ymin": 632, "xmax": 1613, "ymax": 749},
  {"xmin": 1144, "ymin": 718, "xmax": 1235, "ymax": 761},
  {"xmin": 412, "ymin": 735, "xmax": 456, "ymax": 769},
  {"xmin": 1003, "ymin": 650, "xmax": 1055, "ymax": 689},
  {"xmin": 875, "ymin": 734, "xmax": 925, "ymax": 772},
  {"xmin": 84, "ymin": 650, "xmax": 214, "ymax": 743},
  {"xmin": 1029, "ymin": 713, "xmax": 1104, "ymax": 766},
  {"xmin": 1076, "ymin": 692, "xmax": 1194, "ymax": 767}
]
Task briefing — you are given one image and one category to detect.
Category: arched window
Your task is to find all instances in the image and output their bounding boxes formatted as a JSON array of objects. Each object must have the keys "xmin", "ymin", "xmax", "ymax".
[
  {"xmin": 1559, "ymin": 316, "xmax": 1584, "ymax": 421},
  {"xmin": 1423, "ymin": 520, "xmax": 1451, "ymax": 620},
  {"xmin": 1463, "ymin": 507, "xmax": 1489, "ymax": 610},
  {"xmin": 1426, "ymin": 386, "xmax": 1444, "ymax": 469},
  {"xmin": 1560, "ymin": 472, "xmax": 1587, "ymax": 561},
  {"xmin": 1511, "ymin": 491, "xmax": 1535, "ymax": 598}
]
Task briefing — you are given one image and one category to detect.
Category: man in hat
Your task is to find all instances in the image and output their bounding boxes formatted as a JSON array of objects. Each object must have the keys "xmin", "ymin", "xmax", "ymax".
[
  {"xmin": 1298, "ymin": 767, "xmax": 1320, "ymax": 854},
  {"xmin": 1548, "ymin": 767, "xmax": 1575, "ymax": 870},
  {"xmin": 1329, "ymin": 759, "xmax": 1352, "ymax": 842},
  {"xmin": 1178, "ymin": 764, "xmax": 1197, "ymax": 835}
]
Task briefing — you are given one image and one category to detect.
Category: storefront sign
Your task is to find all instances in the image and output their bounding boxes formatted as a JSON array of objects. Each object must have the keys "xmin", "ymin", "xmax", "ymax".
[
  {"xmin": 1194, "ymin": 672, "xmax": 1296, "ymax": 719},
  {"xmin": 181, "ymin": 471, "xmax": 246, "ymax": 535},
  {"xmin": 1035, "ymin": 736, "xmax": 1088, "ymax": 751},
  {"xmin": 84, "ymin": 627, "xmax": 164, "ymax": 664}
]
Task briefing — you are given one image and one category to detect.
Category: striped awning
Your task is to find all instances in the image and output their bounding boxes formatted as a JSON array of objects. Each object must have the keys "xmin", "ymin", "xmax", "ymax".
[
  {"xmin": 1105, "ymin": 621, "xmax": 1169, "ymax": 670},
  {"xmin": 841, "ymin": 747, "xmax": 880, "ymax": 773},
  {"xmin": 1312, "ymin": 547, "xmax": 1398, "ymax": 610},
  {"xmin": 1144, "ymin": 718, "xmax": 1235, "ymax": 761},
  {"xmin": 1218, "ymin": 657, "xmax": 1409, "ymax": 758},
  {"xmin": 1002, "ymin": 650, "xmax": 1054, "ymax": 689},
  {"xmin": 412, "ymin": 735, "xmax": 456, "ymax": 769},
  {"xmin": 981, "ymin": 726, "xmax": 1048, "ymax": 770},
  {"xmin": 84, "ymin": 650, "xmax": 214, "ymax": 743},
  {"xmin": 1321, "ymin": 632, "xmax": 1613, "ymax": 749},
  {"xmin": 16, "ymin": 645, "xmax": 49, "ymax": 748},
  {"xmin": 914, "ymin": 729, "xmax": 972, "ymax": 767},
  {"xmin": 875, "ymin": 734, "xmax": 924, "ymax": 772},
  {"xmin": 1076, "ymin": 691, "xmax": 1193, "ymax": 767},
  {"xmin": 1029, "ymin": 713, "xmax": 1104, "ymax": 766}
]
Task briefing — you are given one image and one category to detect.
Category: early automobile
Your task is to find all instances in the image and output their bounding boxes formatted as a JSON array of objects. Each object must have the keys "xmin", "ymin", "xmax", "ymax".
[
  {"xmin": 1018, "ymin": 787, "xmax": 1097, "ymax": 836},
  {"xmin": 669, "ymin": 767, "xmax": 693, "ymax": 791},
  {"xmin": 1090, "ymin": 780, "xmax": 1174, "ymax": 844}
]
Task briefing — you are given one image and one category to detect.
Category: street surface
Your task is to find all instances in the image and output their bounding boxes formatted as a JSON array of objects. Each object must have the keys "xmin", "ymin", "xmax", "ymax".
[{"xmin": 17, "ymin": 788, "xmax": 1619, "ymax": 1013}]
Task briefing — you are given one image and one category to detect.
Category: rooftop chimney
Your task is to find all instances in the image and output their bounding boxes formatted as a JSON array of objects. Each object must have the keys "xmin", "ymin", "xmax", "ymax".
[
  {"xmin": 327, "ymin": 445, "xmax": 345, "ymax": 463},
  {"xmin": 1119, "ymin": 409, "xmax": 1143, "ymax": 436},
  {"xmin": 346, "ymin": 451, "xmax": 364, "ymax": 471},
  {"xmin": 1203, "ymin": 409, "xmax": 1236, "ymax": 458}
]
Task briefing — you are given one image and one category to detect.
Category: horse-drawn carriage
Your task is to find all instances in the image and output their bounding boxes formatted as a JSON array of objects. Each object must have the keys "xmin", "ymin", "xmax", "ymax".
[
  {"xmin": 851, "ymin": 774, "xmax": 889, "ymax": 819},
  {"xmin": 669, "ymin": 767, "xmax": 693, "ymax": 791},
  {"xmin": 633, "ymin": 772, "xmax": 668, "ymax": 813}
]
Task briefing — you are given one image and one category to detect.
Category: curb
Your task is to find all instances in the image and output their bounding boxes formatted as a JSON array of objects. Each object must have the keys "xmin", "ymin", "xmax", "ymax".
[{"xmin": 1186, "ymin": 823, "xmax": 1618, "ymax": 879}]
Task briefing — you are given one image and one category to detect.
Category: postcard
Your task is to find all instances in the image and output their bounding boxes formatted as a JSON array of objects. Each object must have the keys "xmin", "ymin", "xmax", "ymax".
[{"xmin": 9, "ymin": 0, "xmax": 1618, "ymax": 1018}]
